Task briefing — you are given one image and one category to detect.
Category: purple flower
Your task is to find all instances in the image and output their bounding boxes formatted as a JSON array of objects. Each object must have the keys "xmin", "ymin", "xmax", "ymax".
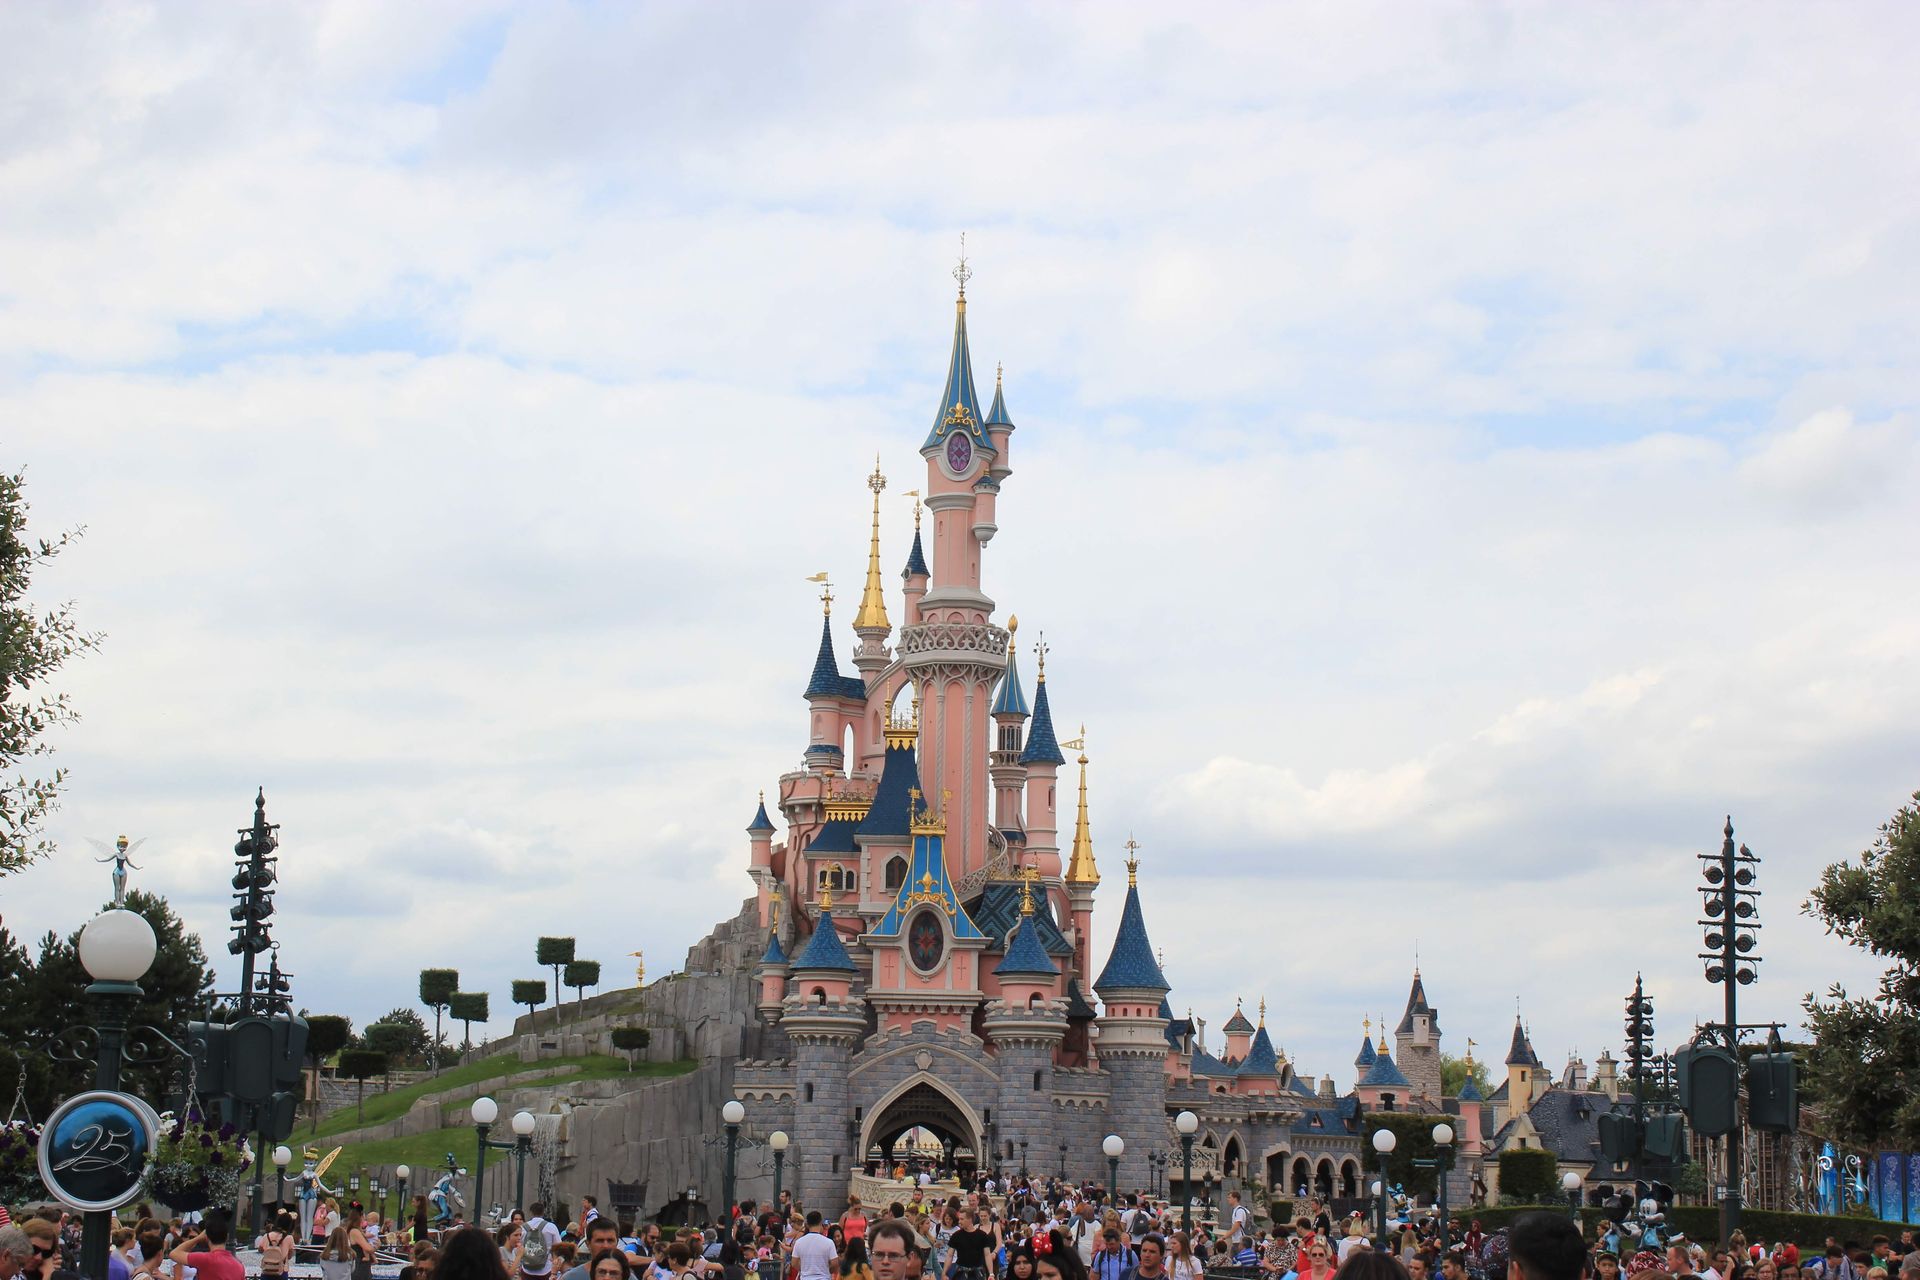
[
  {"xmin": 210, "ymin": 1151, "xmax": 224, "ymax": 1165},
  {"xmin": 217, "ymin": 1123, "xmax": 236, "ymax": 1139},
  {"xmin": 199, "ymin": 1133, "xmax": 214, "ymax": 1148}
]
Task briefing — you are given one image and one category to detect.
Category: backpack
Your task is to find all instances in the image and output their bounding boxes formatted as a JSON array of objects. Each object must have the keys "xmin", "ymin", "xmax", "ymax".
[
  {"xmin": 521, "ymin": 1220, "xmax": 552, "ymax": 1273},
  {"xmin": 261, "ymin": 1233, "xmax": 293, "ymax": 1271}
]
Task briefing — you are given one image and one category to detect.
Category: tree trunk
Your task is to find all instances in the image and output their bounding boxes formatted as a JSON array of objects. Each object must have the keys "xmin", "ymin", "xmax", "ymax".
[
  {"xmin": 356, "ymin": 1078, "xmax": 366, "ymax": 1122},
  {"xmin": 432, "ymin": 1007, "xmax": 444, "ymax": 1075}
]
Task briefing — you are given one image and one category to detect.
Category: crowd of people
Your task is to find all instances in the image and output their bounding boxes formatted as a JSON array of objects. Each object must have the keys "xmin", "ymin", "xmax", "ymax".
[{"xmin": 5, "ymin": 1178, "xmax": 1920, "ymax": 1280}]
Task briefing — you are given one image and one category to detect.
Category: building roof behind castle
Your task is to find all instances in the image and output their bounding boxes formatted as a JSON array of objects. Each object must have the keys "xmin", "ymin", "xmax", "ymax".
[
  {"xmin": 994, "ymin": 913, "xmax": 1059, "ymax": 978},
  {"xmin": 1222, "ymin": 1005, "xmax": 1254, "ymax": 1036},
  {"xmin": 1506, "ymin": 1017, "xmax": 1541, "ymax": 1066},
  {"xmin": 1396, "ymin": 970, "xmax": 1439, "ymax": 1036},
  {"xmin": 1159, "ymin": 997, "xmax": 1192, "ymax": 1048},
  {"xmin": 1191, "ymin": 1049, "xmax": 1235, "ymax": 1077},
  {"xmin": 1065, "ymin": 977, "xmax": 1097, "ymax": 1020},
  {"xmin": 1496, "ymin": 1089, "xmax": 1621, "ymax": 1165},
  {"xmin": 1361, "ymin": 1053, "xmax": 1412, "ymax": 1089},
  {"xmin": 805, "ymin": 614, "xmax": 868, "ymax": 702},
  {"xmin": 1094, "ymin": 878, "xmax": 1169, "ymax": 993},
  {"xmin": 1019, "ymin": 678, "xmax": 1065, "ymax": 765},
  {"xmin": 971, "ymin": 882, "xmax": 1073, "ymax": 957},
  {"xmin": 792, "ymin": 911, "xmax": 858, "ymax": 972},
  {"xmin": 1289, "ymin": 1076, "xmax": 1318, "ymax": 1098}
]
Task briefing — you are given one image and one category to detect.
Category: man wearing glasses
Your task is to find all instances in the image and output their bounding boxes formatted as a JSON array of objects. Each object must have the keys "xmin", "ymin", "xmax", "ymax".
[{"xmin": 871, "ymin": 1221, "xmax": 921, "ymax": 1280}]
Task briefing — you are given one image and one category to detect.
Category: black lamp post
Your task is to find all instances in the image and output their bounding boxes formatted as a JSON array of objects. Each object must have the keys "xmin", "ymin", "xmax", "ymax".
[
  {"xmin": 1562, "ymin": 1171, "xmax": 1583, "ymax": 1222},
  {"xmin": 1176, "ymin": 1110, "xmax": 1198, "ymax": 1232},
  {"xmin": 770, "ymin": 1131, "xmax": 789, "ymax": 1203},
  {"xmin": 71, "ymin": 906, "xmax": 158, "ymax": 1280},
  {"xmin": 721, "ymin": 1101, "xmax": 746, "ymax": 1215},
  {"xmin": 1412, "ymin": 1124, "xmax": 1455, "ymax": 1252},
  {"xmin": 396, "ymin": 1166, "xmax": 411, "ymax": 1239},
  {"xmin": 1371, "ymin": 1128, "xmax": 1397, "ymax": 1240},
  {"xmin": 1019, "ymin": 1140, "xmax": 1028, "ymax": 1178},
  {"xmin": 273, "ymin": 1145, "xmax": 292, "ymax": 1216},
  {"xmin": 1103, "ymin": 1135, "xmax": 1124, "ymax": 1200},
  {"xmin": 1059, "ymin": 1141, "xmax": 1068, "ymax": 1179},
  {"xmin": 511, "ymin": 1110, "xmax": 536, "ymax": 1216}
]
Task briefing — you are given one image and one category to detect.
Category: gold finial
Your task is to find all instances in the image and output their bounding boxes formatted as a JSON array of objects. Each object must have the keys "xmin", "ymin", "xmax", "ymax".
[
  {"xmin": 1465, "ymin": 1037, "xmax": 1477, "ymax": 1067},
  {"xmin": 806, "ymin": 571, "xmax": 833, "ymax": 615},
  {"xmin": 996, "ymin": 361, "xmax": 1003, "ymax": 390},
  {"xmin": 1363, "ymin": 1015, "xmax": 1372, "ymax": 1039},
  {"xmin": 628, "ymin": 949, "xmax": 646, "ymax": 986},
  {"xmin": 1066, "ymin": 734, "xmax": 1099, "ymax": 885},
  {"xmin": 904, "ymin": 489, "xmax": 922, "ymax": 529},
  {"xmin": 1258, "ymin": 997, "xmax": 1267, "ymax": 1028},
  {"xmin": 1378, "ymin": 1014, "xmax": 1388, "ymax": 1053},
  {"xmin": 819, "ymin": 881, "xmax": 834, "ymax": 911},
  {"xmin": 1034, "ymin": 632, "xmax": 1049, "ymax": 682},
  {"xmin": 1017, "ymin": 865, "xmax": 1041, "ymax": 917},
  {"xmin": 954, "ymin": 232, "xmax": 971, "ymax": 302},
  {"xmin": 1236, "ymin": 996, "xmax": 1244, "ymax": 1013},
  {"xmin": 1007, "ymin": 614, "xmax": 1019, "ymax": 652},
  {"xmin": 1123, "ymin": 835, "xmax": 1140, "ymax": 887},
  {"xmin": 854, "ymin": 456, "xmax": 890, "ymax": 631}
]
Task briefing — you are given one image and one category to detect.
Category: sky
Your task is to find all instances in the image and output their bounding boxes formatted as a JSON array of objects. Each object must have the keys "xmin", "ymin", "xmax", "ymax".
[{"xmin": 5, "ymin": 1, "xmax": 1919, "ymax": 1087}]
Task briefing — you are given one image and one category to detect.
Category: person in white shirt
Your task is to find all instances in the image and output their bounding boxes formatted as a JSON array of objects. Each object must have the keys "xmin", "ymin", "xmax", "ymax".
[{"xmin": 792, "ymin": 1215, "xmax": 837, "ymax": 1280}]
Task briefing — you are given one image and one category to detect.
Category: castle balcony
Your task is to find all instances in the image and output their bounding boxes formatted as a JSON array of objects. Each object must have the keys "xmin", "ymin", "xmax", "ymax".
[{"xmin": 897, "ymin": 621, "xmax": 1011, "ymax": 670}]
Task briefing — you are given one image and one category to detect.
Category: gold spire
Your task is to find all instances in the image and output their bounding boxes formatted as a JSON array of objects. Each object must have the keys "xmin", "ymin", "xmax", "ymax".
[
  {"xmin": 1123, "ymin": 835, "xmax": 1140, "ymax": 886},
  {"xmin": 1007, "ymin": 615, "xmax": 1019, "ymax": 650},
  {"xmin": 1065, "ymin": 727, "xmax": 1099, "ymax": 885},
  {"xmin": 1258, "ymin": 997, "xmax": 1267, "ymax": 1028},
  {"xmin": 1363, "ymin": 1015, "xmax": 1372, "ymax": 1040},
  {"xmin": 1034, "ymin": 632, "xmax": 1049, "ymax": 682},
  {"xmin": 819, "ymin": 881, "xmax": 834, "ymax": 911},
  {"xmin": 806, "ymin": 571, "xmax": 832, "ymax": 615},
  {"xmin": 854, "ymin": 456, "xmax": 890, "ymax": 631},
  {"xmin": 1017, "ymin": 865, "xmax": 1041, "ymax": 917}
]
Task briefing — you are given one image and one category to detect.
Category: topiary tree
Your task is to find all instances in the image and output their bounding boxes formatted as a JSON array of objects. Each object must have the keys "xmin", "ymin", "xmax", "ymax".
[
  {"xmin": 362, "ymin": 1022, "xmax": 411, "ymax": 1090},
  {"xmin": 1497, "ymin": 1148, "xmax": 1559, "ymax": 1204},
  {"xmin": 512, "ymin": 979, "xmax": 546, "ymax": 1048},
  {"xmin": 448, "ymin": 991, "xmax": 489, "ymax": 1054},
  {"xmin": 536, "ymin": 938, "xmax": 575, "ymax": 1024},
  {"xmin": 337, "ymin": 1047, "xmax": 388, "ymax": 1122},
  {"xmin": 563, "ymin": 959, "xmax": 600, "ymax": 1012},
  {"xmin": 419, "ymin": 969, "xmax": 459, "ymax": 1074},
  {"xmin": 303, "ymin": 1014, "xmax": 352, "ymax": 1133},
  {"xmin": 610, "ymin": 1026, "xmax": 651, "ymax": 1071}
]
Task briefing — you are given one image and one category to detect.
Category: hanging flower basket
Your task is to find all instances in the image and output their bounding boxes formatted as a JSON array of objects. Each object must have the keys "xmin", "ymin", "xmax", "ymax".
[
  {"xmin": 146, "ymin": 1114, "xmax": 252, "ymax": 1213},
  {"xmin": 0, "ymin": 1121, "xmax": 48, "ymax": 1207}
]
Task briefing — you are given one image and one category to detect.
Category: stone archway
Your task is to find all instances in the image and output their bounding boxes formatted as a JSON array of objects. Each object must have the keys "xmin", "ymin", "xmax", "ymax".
[{"xmin": 860, "ymin": 1073, "xmax": 985, "ymax": 1179}]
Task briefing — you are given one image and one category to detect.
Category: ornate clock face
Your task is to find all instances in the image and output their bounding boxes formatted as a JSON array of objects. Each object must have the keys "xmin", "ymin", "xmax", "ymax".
[
  {"xmin": 908, "ymin": 910, "xmax": 945, "ymax": 972},
  {"xmin": 945, "ymin": 430, "xmax": 973, "ymax": 475}
]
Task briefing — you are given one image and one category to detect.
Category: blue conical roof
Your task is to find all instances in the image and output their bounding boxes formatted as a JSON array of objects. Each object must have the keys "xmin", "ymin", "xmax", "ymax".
[
  {"xmin": 1457, "ymin": 1075, "xmax": 1483, "ymax": 1102},
  {"xmin": 1355, "ymin": 1033, "xmax": 1378, "ymax": 1068},
  {"xmin": 994, "ymin": 913, "xmax": 1059, "ymax": 978},
  {"xmin": 1238, "ymin": 1025, "xmax": 1280, "ymax": 1076},
  {"xmin": 1223, "ymin": 1005, "xmax": 1254, "ymax": 1036},
  {"xmin": 1093, "ymin": 879, "xmax": 1168, "ymax": 994},
  {"xmin": 903, "ymin": 527, "xmax": 929, "ymax": 579},
  {"xmin": 921, "ymin": 297, "xmax": 995, "ymax": 457},
  {"xmin": 1361, "ymin": 1053, "xmax": 1411, "ymax": 1089},
  {"xmin": 792, "ymin": 911, "xmax": 857, "ymax": 972},
  {"xmin": 985, "ymin": 369, "xmax": 1014, "ymax": 428},
  {"xmin": 1396, "ymin": 970, "xmax": 1438, "ymax": 1035},
  {"xmin": 992, "ymin": 644, "xmax": 1030, "ymax": 718},
  {"xmin": 873, "ymin": 831, "xmax": 985, "ymax": 941},
  {"xmin": 1019, "ymin": 678, "xmax": 1064, "ymax": 765},
  {"xmin": 855, "ymin": 741, "xmax": 923, "ymax": 839},
  {"xmin": 1505, "ymin": 1016, "xmax": 1536, "ymax": 1066},
  {"xmin": 747, "ymin": 798, "xmax": 776, "ymax": 834},
  {"xmin": 760, "ymin": 931, "xmax": 787, "ymax": 967},
  {"xmin": 805, "ymin": 615, "xmax": 867, "ymax": 701}
]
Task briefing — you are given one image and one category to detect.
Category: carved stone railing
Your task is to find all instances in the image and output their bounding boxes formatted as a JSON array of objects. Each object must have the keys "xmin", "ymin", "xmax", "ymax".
[
  {"xmin": 954, "ymin": 830, "xmax": 1012, "ymax": 902},
  {"xmin": 897, "ymin": 622, "xmax": 1010, "ymax": 665}
]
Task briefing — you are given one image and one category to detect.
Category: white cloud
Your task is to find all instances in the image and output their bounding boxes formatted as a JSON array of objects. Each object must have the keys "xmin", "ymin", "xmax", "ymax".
[{"xmin": 2, "ymin": 2, "xmax": 1917, "ymax": 1080}]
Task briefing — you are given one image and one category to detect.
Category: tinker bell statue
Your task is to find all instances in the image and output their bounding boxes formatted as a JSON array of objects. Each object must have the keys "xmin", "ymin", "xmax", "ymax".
[{"xmin": 88, "ymin": 835, "xmax": 147, "ymax": 905}]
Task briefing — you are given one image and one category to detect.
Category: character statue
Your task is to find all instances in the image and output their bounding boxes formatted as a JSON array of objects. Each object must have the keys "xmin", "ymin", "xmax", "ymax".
[
  {"xmin": 89, "ymin": 836, "xmax": 147, "ymax": 906},
  {"xmin": 429, "ymin": 1153, "xmax": 468, "ymax": 1226},
  {"xmin": 298, "ymin": 1145, "xmax": 342, "ymax": 1241}
]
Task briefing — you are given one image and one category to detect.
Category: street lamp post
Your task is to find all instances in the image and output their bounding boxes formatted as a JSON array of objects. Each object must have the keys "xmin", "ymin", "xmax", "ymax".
[
  {"xmin": 769, "ymin": 1131, "xmax": 789, "ymax": 1204},
  {"xmin": 273, "ymin": 1146, "xmax": 293, "ymax": 1216},
  {"xmin": 1019, "ymin": 1140, "xmax": 1028, "ymax": 1178},
  {"xmin": 1562, "ymin": 1171, "xmax": 1583, "ymax": 1223},
  {"xmin": 512, "ymin": 1110, "xmax": 536, "ymax": 1217},
  {"xmin": 1103, "ymin": 1135, "xmax": 1124, "ymax": 1201},
  {"xmin": 396, "ymin": 1166, "xmax": 411, "ymax": 1239},
  {"xmin": 1371, "ymin": 1129, "xmax": 1398, "ymax": 1241},
  {"xmin": 472, "ymin": 1096, "xmax": 500, "ymax": 1220},
  {"xmin": 1059, "ymin": 1141, "xmax": 1068, "ymax": 1179},
  {"xmin": 1431, "ymin": 1125, "xmax": 1454, "ymax": 1253},
  {"xmin": 74, "ymin": 906, "xmax": 158, "ymax": 1280},
  {"xmin": 721, "ymin": 1100, "xmax": 746, "ymax": 1216},
  {"xmin": 1176, "ymin": 1111, "xmax": 1199, "ymax": 1232}
]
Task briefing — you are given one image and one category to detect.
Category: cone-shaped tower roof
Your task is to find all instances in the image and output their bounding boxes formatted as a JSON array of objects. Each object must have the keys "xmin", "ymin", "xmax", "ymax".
[
  {"xmin": 985, "ymin": 362, "xmax": 1015, "ymax": 428},
  {"xmin": 921, "ymin": 249, "xmax": 995, "ymax": 458},
  {"xmin": 853, "ymin": 458, "xmax": 891, "ymax": 631},
  {"xmin": 995, "ymin": 913, "xmax": 1059, "ymax": 978},
  {"xmin": 747, "ymin": 793, "xmax": 776, "ymax": 834},
  {"xmin": 792, "ymin": 906, "xmax": 858, "ymax": 972},
  {"xmin": 1093, "ymin": 857, "xmax": 1169, "ymax": 993},
  {"xmin": 992, "ymin": 624, "xmax": 1031, "ymax": 718},
  {"xmin": 1396, "ymin": 969, "xmax": 1439, "ymax": 1035},
  {"xmin": 1020, "ymin": 653, "xmax": 1065, "ymax": 765}
]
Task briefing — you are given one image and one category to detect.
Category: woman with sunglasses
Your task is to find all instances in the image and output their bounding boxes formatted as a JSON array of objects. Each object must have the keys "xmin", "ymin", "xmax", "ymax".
[{"xmin": 1295, "ymin": 1240, "xmax": 1336, "ymax": 1280}]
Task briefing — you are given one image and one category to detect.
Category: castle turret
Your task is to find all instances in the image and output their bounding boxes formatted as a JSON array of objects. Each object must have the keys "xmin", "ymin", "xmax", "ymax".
[
  {"xmin": 984, "ymin": 361, "xmax": 1015, "ymax": 481},
  {"xmin": 990, "ymin": 618, "xmax": 1030, "ymax": 832},
  {"xmin": 748, "ymin": 792, "xmax": 777, "ymax": 923},
  {"xmin": 1234, "ymin": 1001, "xmax": 1281, "ymax": 1094},
  {"xmin": 1503, "ymin": 1015, "xmax": 1542, "ymax": 1122},
  {"xmin": 901, "ymin": 495, "xmax": 929, "ymax": 625},
  {"xmin": 1020, "ymin": 648, "xmax": 1065, "ymax": 880},
  {"xmin": 1354, "ymin": 1018, "xmax": 1378, "ymax": 1090},
  {"xmin": 1222, "ymin": 999, "xmax": 1254, "ymax": 1064},
  {"xmin": 1394, "ymin": 969, "xmax": 1443, "ymax": 1102},
  {"xmin": 784, "ymin": 892, "xmax": 866, "ymax": 1207},
  {"xmin": 803, "ymin": 583, "xmax": 865, "ymax": 776},
  {"xmin": 851, "ymin": 458, "xmax": 893, "ymax": 681},
  {"xmin": 756, "ymin": 918, "xmax": 789, "ymax": 1024},
  {"xmin": 1093, "ymin": 855, "xmax": 1171, "ymax": 1191},
  {"xmin": 986, "ymin": 874, "xmax": 1066, "ymax": 1175},
  {"xmin": 1062, "ymin": 730, "xmax": 1098, "ymax": 982}
]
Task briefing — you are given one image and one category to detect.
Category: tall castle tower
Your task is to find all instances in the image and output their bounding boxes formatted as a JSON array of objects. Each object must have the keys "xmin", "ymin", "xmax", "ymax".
[{"xmin": 1393, "ymin": 969, "xmax": 1443, "ymax": 1102}]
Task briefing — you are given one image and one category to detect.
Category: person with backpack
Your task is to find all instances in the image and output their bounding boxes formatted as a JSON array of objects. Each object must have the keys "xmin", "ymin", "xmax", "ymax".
[
  {"xmin": 522, "ymin": 1206, "xmax": 562, "ymax": 1280},
  {"xmin": 259, "ymin": 1213, "xmax": 298, "ymax": 1280}
]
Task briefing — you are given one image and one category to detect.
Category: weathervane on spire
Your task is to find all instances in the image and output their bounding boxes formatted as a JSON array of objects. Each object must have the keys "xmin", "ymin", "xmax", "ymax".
[
  {"xmin": 806, "ymin": 570, "xmax": 833, "ymax": 614},
  {"xmin": 1123, "ymin": 834, "xmax": 1141, "ymax": 885},
  {"xmin": 869, "ymin": 453, "xmax": 887, "ymax": 496},
  {"xmin": 954, "ymin": 232, "xmax": 971, "ymax": 299},
  {"xmin": 1034, "ymin": 632, "xmax": 1049, "ymax": 681}
]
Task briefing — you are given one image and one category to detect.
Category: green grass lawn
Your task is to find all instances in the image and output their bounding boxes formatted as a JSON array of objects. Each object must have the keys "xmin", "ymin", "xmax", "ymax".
[{"xmin": 314, "ymin": 1052, "xmax": 693, "ymax": 1139}]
